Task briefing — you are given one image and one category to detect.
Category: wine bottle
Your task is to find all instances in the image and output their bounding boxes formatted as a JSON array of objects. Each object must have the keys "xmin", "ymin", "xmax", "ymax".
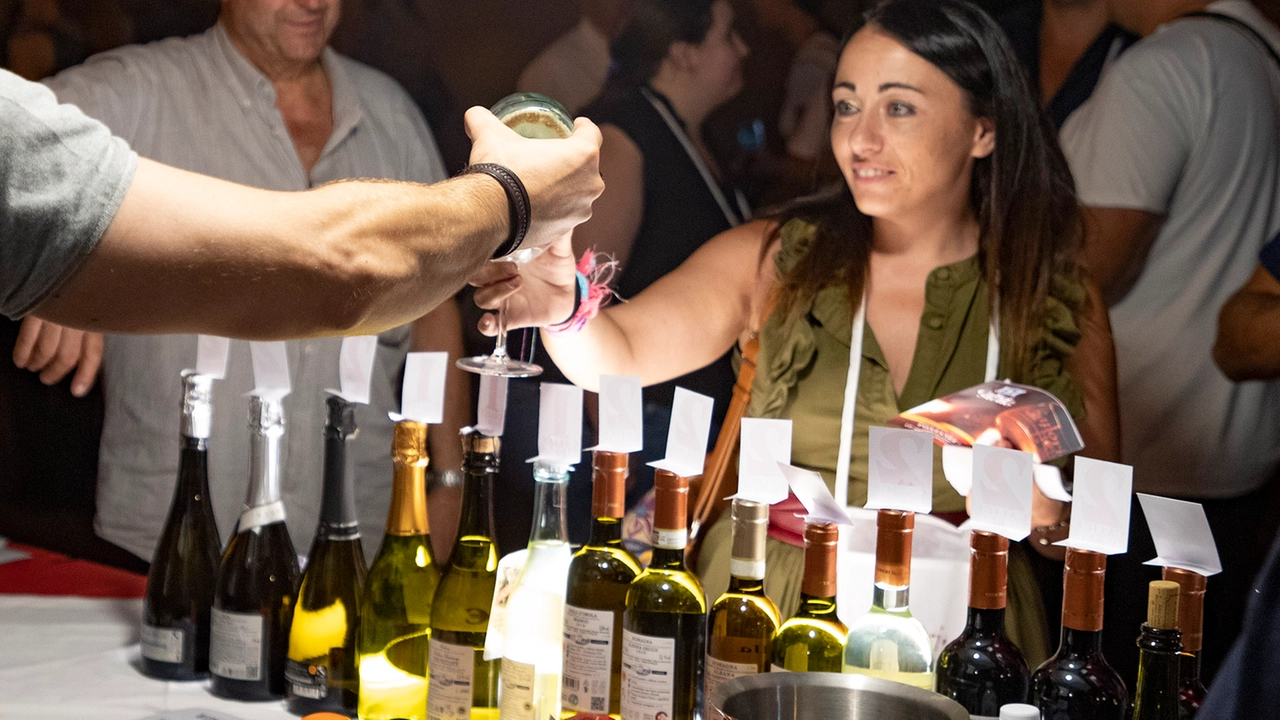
[
  {"xmin": 501, "ymin": 462, "xmax": 574, "ymax": 720},
  {"xmin": 620, "ymin": 469, "xmax": 706, "ymax": 720},
  {"xmin": 1031, "ymin": 548, "xmax": 1127, "ymax": 720},
  {"xmin": 1161, "ymin": 567, "xmax": 1206, "ymax": 719},
  {"xmin": 843, "ymin": 509, "xmax": 934, "ymax": 689},
  {"xmin": 706, "ymin": 499, "xmax": 779, "ymax": 701},
  {"xmin": 770, "ymin": 522, "xmax": 846, "ymax": 673},
  {"xmin": 358, "ymin": 419, "xmax": 441, "ymax": 720},
  {"xmin": 1131, "ymin": 581, "xmax": 1182, "ymax": 720},
  {"xmin": 429, "ymin": 430, "xmax": 502, "ymax": 720},
  {"xmin": 285, "ymin": 394, "xmax": 368, "ymax": 714},
  {"xmin": 140, "ymin": 371, "xmax": 223, "ymax": 681},
  {"xmin": 561, "ymin": 450, "xmax": 642, "ymax": 719},
  {"xmin": 209, "ymin": 394, "xmax": 301, "ymax": 701},
  {"xmin": 936, "ymin": 531, "xmax": 1030, "ymax": 716}
]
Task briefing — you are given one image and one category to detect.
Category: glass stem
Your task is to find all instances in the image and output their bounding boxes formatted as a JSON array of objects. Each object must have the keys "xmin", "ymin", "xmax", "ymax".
[{"xmin": 492, "ymin": 297, "xmax": 510, "ymax": 361}]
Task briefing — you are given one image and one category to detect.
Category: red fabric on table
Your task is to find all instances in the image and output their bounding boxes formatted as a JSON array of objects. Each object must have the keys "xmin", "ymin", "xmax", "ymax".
[{"xmin": 0, "ymin": 543, "xmax": 146, "ymax": 598}]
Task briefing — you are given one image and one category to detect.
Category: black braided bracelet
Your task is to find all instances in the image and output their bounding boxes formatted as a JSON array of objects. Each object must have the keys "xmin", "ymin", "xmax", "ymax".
[{"xmin": 463, "ymin": 162, "xmax": 531, "ymax": 259}]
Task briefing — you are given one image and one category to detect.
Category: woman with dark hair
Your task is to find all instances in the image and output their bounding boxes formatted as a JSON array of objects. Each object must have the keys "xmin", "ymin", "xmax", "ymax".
[
  {"xmin": 480, "ymin": 0, "xmax": 1119, "ymax": 663},
  {"xmin": 574, "ymin": 0, "xmax": 749, "ymax": 515}
]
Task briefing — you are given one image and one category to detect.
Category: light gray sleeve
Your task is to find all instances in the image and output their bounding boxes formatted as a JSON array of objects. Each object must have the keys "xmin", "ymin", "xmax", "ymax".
[
  {"xmin": 393, "ymin": 88, "xmax": 448, "ymax": 185},
  {"xmin": 43, "ymin": 49, "xmax": 154, "ymax": 144},
  {"xmin": 1060, "ymin": 38, "xmax": 1197, "ymax": 214},
  {"xmin": 0, "ymin": 69, "xmax": 138, "ymax": 319}
]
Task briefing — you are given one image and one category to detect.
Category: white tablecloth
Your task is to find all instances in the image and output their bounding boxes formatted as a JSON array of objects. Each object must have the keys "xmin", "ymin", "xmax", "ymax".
[{"xmin": 0, "ymin": 595, "xmax": 294, "ymax": 720}]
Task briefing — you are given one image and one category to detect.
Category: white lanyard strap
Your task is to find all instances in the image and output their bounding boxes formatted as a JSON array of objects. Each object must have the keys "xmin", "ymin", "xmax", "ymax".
[
  {"xmin": 832, "ymin": 292, "xmax": 1000, "ymax": 508},
  {"xmin": 641, "ymin": 87, "xmax": 748, "ymax": 228}
]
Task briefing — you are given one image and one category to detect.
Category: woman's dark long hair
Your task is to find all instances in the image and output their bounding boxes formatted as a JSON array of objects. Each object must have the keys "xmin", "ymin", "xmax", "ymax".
[
  {"xmin": 603, "ymin": 0, "xmax": 716, "ymax": 96},
  {"xmin": 773, "ymin": 0, "xmax": 1083, "ymax": 379}
]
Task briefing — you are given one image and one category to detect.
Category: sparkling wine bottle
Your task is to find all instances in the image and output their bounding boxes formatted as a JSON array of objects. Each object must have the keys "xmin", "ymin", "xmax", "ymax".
[
  {"xmin": 936, "ymin": 531, "xmax": 1030, "ymax": 716},
  {"xmin": 1131, "ymin": 581, "xmax": 1182, "ymax": 720},
  {"xmin": 620, "ymin": 470, "xmax": 707, "ymax": 720},
  {"xmin": 770, "ymin": 522, "xmax": 847, "ymax": 673},
  {"xmin": 358, "ymin": 419, "xmax": 441, "ymax": 720},
  {"xmin": 500, "ymin": 462, "xmax": 573, "ymax": 720},
  {"xmin": 561, "ymin": 450, "xmax": 642, "ymax": 719},
  {"xmin": 1162, "ymin": 567, "xmax": 1206, "ymax": 719},
  {"xmin": 842, "ymin": 509, "xmax": 934, "ymax": 689},
  {"xmin": 429, "ymin": 430, "xmax": 502, "ymax": 720},
  {"xmin": 285, "ymin": 394, "xmax": 367, "ymax": 715},
  {"xmin": 1032, "ymin": 548, "xmax": 1128, "ymax": 720},
  {"xmin": 706, "ymin": 499, "xmax": 779, "ymax": 701},
  {"xmin": 140, "ymin": 371, "xmax": 222, "ymax": 681},
  {"xmin": 209, "ymin": 394, "xmax": 301, "ymax": 701}
]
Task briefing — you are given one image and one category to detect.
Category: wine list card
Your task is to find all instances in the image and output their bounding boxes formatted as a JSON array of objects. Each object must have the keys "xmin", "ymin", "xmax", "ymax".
[
  {"xmin": 648, "ymin": 387, "xmax": 714, "ymax": 478},
  {"xmin": 1057, "ymin": 456, "xmax": 1133, "ymax": 555},
  {"xmin": 1138, "ymin": 494, "xmax": 1222, "ymax": 576},
  {"xmin": 734, "ymin": 418, "xmax": 792, "ymax": 505},
  {"xmin": 531, "ymin": 382, "xmax": 584, "ymax": 467},
  {"xmin": 969, "ymin": 444, "xmax": 1035, "ymax": 541},
  {"xmin": 476, "ymin": 374, "xmax": 509, "ymax": 437},
  {"xmin": 330, "ymin": 335, "xmax": 379, "ymax": 405},
  {"xmin": 594, "ymin": 374, "xmax": 643, "ymax": 453},
  {"xmin": 866, "ymin": 426, "xmax": 933, "ymax": 514},
  {"xmin": 194, "ymin": 335, "xmax": 229, "ymax": 379},
  {"xmin": 779, "ymin": 462, "xmax": 852, "ymax": 526},
  {"xmin": 249, "ymin": 341, "xmax": 290, "ymax": 397},
  {"xmin": 397, "ymin": 351, "xmax": 448, "ymax": 424}
]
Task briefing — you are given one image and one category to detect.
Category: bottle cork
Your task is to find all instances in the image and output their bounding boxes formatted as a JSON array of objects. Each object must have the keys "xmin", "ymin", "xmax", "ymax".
[{"xmin": 1146, "ymin": 580, "xmax": 1180, "ymax": 630}]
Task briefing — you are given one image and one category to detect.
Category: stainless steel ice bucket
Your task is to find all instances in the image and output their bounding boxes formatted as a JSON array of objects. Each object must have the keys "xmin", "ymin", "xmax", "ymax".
[{"xmin": 709, "ymin": 672, "xmax": 970, "ymax": 720}]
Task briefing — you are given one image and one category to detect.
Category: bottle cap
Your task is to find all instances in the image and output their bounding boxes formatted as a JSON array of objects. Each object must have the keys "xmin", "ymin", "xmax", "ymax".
[
  {"xmin": 461, "ymin": 427, "xmax": 500, "ymax": 456},
  {"xmin": 324, "ymin": 393, "xmax": 358, "ymax": 438},
  {"xmin": 179, "ymin": 370, "xmax": 214, "ymax": 439},
  {"xmin": 730, "ymin": 498, "xmax": 769, "ymax": 579},
  {"xmin": 1162, "ymin": 566, "xmax": 1206, "ymax": 652},
  {"xmin": 969, "ymin": 530, "xmax": 1009, "ymax": 610},
  {"xmin": 802, "ymin": 522, "xmax": 840, "ymax": 598},
  {"xmin": 874, "ymin": 509, "xmax": 914, "ymax": 588},
  {"xmin": 999, "ymin": 703, "xmax": 1040, "ymax": 720},
  {"xmin": 1062, "ymin": 548, "xmax": 1106, "ymax": 632},
  {"xmin": 653, "ymin": 469, "xmax": 690, "ymax": 536},
  {"xmin": 1147, "ymin": 580, "xmax": 1181, "ymax": 630},
  {"xmin": 591, "ymin": 450, "xmax": 629, "ymax": 519},
  {"xmin": 248, "ymin": 393, "xmax": 285, "ymax": 437},
  {"xmin": 392, "ymin": 419, "xmax": 429, "ymax": 465}
]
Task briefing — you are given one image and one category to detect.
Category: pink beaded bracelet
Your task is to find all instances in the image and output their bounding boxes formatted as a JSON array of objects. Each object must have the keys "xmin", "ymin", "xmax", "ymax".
[{"xmin": 547, "ymin": 249, "xmax": 616, "ymax": 333}]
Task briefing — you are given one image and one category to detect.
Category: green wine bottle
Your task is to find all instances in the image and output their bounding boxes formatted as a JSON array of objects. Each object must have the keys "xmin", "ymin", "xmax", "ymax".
[
  {"xmin": 771, "ymin": 522, "xmax": 847, "ymax": 673},
  {"xmin": 706, "ymin": 499, "xmax": 779, "ymax": 700}
]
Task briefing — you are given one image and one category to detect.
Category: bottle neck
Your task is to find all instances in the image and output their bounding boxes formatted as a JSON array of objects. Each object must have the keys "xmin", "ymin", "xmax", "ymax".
[
  {"xmin": 387, "ymin": 459, "xmax": 430, "ymax": 536},
  {"xmin": 177, "ymin": 435, "xmax": 210, "ymax": 496},
  {"xmin": 1061, "ymin": 548, "xmax": 1106, "ymax": 633},
  {"xmin": 873, "ymin": 583, "xmax": 911, "ymax": 612},
  {"xmin": 727, "ymin": 574, "xmax": 766, "ymax": 596},
  {"xmin": 965, "ymin": 606, "xmax": 1007, "ymax": 634},
  {"xmin": 456, "ymin": 452, "xmax": 497, "ymax": 542},
  {"xmin": 873, "ymin": 510, "xmax": 913, "ymax": 588},
  {"xmin": 1179, "ymin": 649, "xmax": 1202, "ymax": 688},
  {"xmin": 1059, "ymin": 626, "xmax": 1104, "ymax": 656},
  {"xmin": 245, "ymin": 424, "xmax": 283, "ymax": 509},
  {"xmin": 318, "ymin": 404, "xmax": 359, "ymax": 535},
  {"xmin": 530, "ymin": 464, "xmax": 569, "ymax": 545},
  {"xmin": 587, "ymin": 516, "xmax": 624, "ymax": 548},
  {"xmin": 1135, "ymin": 626, "xmax": 1182, "ymax": 708},
  {"xmin": 796, "ymin": 592, "xmax": 840, "ymax": 621}
]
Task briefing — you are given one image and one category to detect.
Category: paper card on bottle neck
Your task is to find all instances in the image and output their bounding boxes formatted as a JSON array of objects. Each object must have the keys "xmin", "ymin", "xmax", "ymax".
[
  {"xmin": 476, "ymin": 374, "xmax": 509, "ymax": 437},
  {"xmin": 731, "ymin": 418, "xmax": 791, "ymax": 505},
  {"xmin": 942, "ymin": 445, "xmax": 973, "ymax": 497},
  {"xmin": 482, "ymin": 548, "xmax": 529, "ymax": 661},
  {"xmin": 195, "ymin": 335, "xmax": 229, "ymax": 380},
  {"xmin": 1056, "ymin": 456, "xmax": 1133, "ymax": 555},
  {"xmin": 779, "ymin": 462, "xmax": 852, "ymax": 526},
  {"xmin": 648, "ymin": 387, "xmax": 714, "ymax": 477},
  {"xmin": 866, "ymin": 426, "xmax": 934, "ymax": 514},
  {"xmin": 399, "ymin": 352, "xmax": 448, "ymax": 424},
  {"xmin": 249, "ymin": 341, "xmax": 290, "ymax": 397},
  {"xmin": 592, "ymin": 374, "xmax": 643, "ymax": 453},
  {"xmin": 327, "ymin": 335, "xmax": 378, "ymax": 405},
  {"xmin": 1138, "ymin": 493, "xmax": 1222, "ymax": 576},
  {"xmin": 529, "ymin": 382, "xmax": 583, "ymax": 467},
  {"xmin": 969, "ymin": 445, "xmax": 1034, "ymax": 541},
  {"xmin": 1034, "ymin": 463, "xmax": 1073, "ymax": 502}
]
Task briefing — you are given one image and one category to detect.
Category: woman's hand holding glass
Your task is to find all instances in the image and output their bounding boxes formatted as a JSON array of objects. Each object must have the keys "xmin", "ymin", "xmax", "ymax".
[{"xmin": 469, "ymin": 232, "xmax": 578, "ymax": 337}]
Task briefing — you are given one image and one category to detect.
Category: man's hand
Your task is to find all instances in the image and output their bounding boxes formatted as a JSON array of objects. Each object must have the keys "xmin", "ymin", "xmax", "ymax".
[
  {"xmin": 465, "ymin": 107, "xmax": 604, "ymax": 252},
  {"xmin": 469, "ymin": 233, "xmax": 578, "ymax": 335},
  {"xmin": 12, "ymin": 317, "xmax": 103, "ymax": 396}
]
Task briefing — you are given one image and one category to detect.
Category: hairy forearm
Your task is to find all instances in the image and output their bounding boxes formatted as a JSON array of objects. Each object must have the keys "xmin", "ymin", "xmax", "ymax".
[{"xmin": 1214, "ymin": 289, "xmax": 1280, "ymax": 381}]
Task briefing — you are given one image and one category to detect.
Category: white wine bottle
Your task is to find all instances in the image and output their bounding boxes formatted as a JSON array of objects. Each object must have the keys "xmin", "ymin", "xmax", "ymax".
[
  {"xmin": 358, "ymin": 419, "xmax": 441, "ymax": 720},
  {"xmin": 285, "ymin": 394, "xmax": 368, "ymax": 715},
  {"xmin": 705, "ymin": 499, "xmax": 779, "ymax": 699},
  {"xmin": 843, "ymin": 509, "xmax": 934, "ymax": 690},
  {"xmin": 209, "ymin": 394, "xmax": 301, "ymax": 701},
  {"xmin": 140, "ymin": 370, "xmax": 222, "ymax": 681},
  {"xmin": 429, "ymin": 430, "xmax": 502, "ymax": 720},
  {"xmin": 620, "ymin": 470, "xmax": 706, "ymax": 720},
  {"xmin": 770, "ymin": 522, "xmax": 846, "ymax": 673}
]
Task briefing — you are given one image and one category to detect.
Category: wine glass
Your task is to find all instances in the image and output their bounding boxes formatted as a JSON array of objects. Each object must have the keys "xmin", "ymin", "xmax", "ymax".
[{"xmin": 457, "ymin": 93, "xmax": 575, "ymax": 378}]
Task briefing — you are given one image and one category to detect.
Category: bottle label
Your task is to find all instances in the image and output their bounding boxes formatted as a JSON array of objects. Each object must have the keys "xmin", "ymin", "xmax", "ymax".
[
  {"xmin": 704, "ymin": 654, "xmax": 758, "ymax": 702},
  {"xmin": 140, "ymin": 624, "xmax": 185, "ymax": 664},
  {"xmin": 285, "ymin": 659, "xmax": 329, "ymax": 699},
  {"xmin": 483, "ymin": 549, "xmax": 528, "ymax": 661},
  {"xmin": 653, "ymin": 528, "xmax": 687, "ymax": 550},
  {"xmin": 209, "ymin": 607, "xmax": 263, "ymax": 681},
  {"xmin": 770, "ymin": 664, "xmax": 789, "ymax": 672},
  {"xmin": 427, "ymin": 639, "xmax": 475, "ymax": 720},
  {"xmin": 730, "ymin": 557, "xmax": 765, "ymax": 580},
  {"xmin": 498, "ymin": 657, "xmax": 536, "ymax": 720},
  {"xmin": 620, "ymin": 629, "xmax": 675, "ymax": 720},
  {"xmin": 562, "ymin": 604, "xmax": 614, "ymax": 714},
  {"xmin": 239, "ymin": 500, "xmax": 286, "ymax": 534}
]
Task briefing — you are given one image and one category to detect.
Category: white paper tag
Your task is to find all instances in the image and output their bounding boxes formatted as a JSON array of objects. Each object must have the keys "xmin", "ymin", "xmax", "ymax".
[
  {"xmin": 402, "ymin": 352, "xmax": 448, "ymax": 424},
  {"xmin": 732, "ymin": 418, "xmax": 791, "ymax": 505},
  {"xmin": 1034, "ymin": 463, "xmax": 1073, "ymax": 502},
  {"xmin": 969, "ymin": 445, "xmax": 1034, "ymax": 541},
  {"xmin": 249, "ymin": 341, "xmax": 290, "ymax": 397},
  {"xmin": 333, "ymin": 335, "xmax": 378, "ymax": 405},
  {"xmin": 1138, "ymin": 494, "xmax": 1222, "ymax": 576},
  {"xmin": 866, "ymin": 427, "xmax": 934, "ymax": 514},
  {"xmin": 530, "ymin": 382, "xmax": 583, "ymax": 467},
  {"xmin": 195, "ymin": 336, "xmax": 229, "ymax": 380},
  {"xmin": 942, "ymin": 445, "xmax": 973, "ymax": 497},
  {"xmin": 648, "ymin": 387, "xmax": 715, "ymax": 477},
  {"xmin": 594, "ymin": 374, "xmax": 643, "ymax": 452},
  {"xmin": 779, "ymin": 462, "xmax": 852, "ymax": 526},
  {"xmin": 483, "ymin": 549, "xmax": 528, "ymax": 661},
  {"xmin": 1057, "ymin": 456, "xmax": 1133, "ymax": 555},
  {"xmin": 477, "ymin": 374, "xmax": 509, "ymax": 437}
]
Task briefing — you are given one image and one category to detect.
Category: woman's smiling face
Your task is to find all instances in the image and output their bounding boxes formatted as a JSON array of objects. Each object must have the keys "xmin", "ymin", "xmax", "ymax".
[{"xmin": 829, "ymin": 26, "xmax": 995, "ymax": 224}]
